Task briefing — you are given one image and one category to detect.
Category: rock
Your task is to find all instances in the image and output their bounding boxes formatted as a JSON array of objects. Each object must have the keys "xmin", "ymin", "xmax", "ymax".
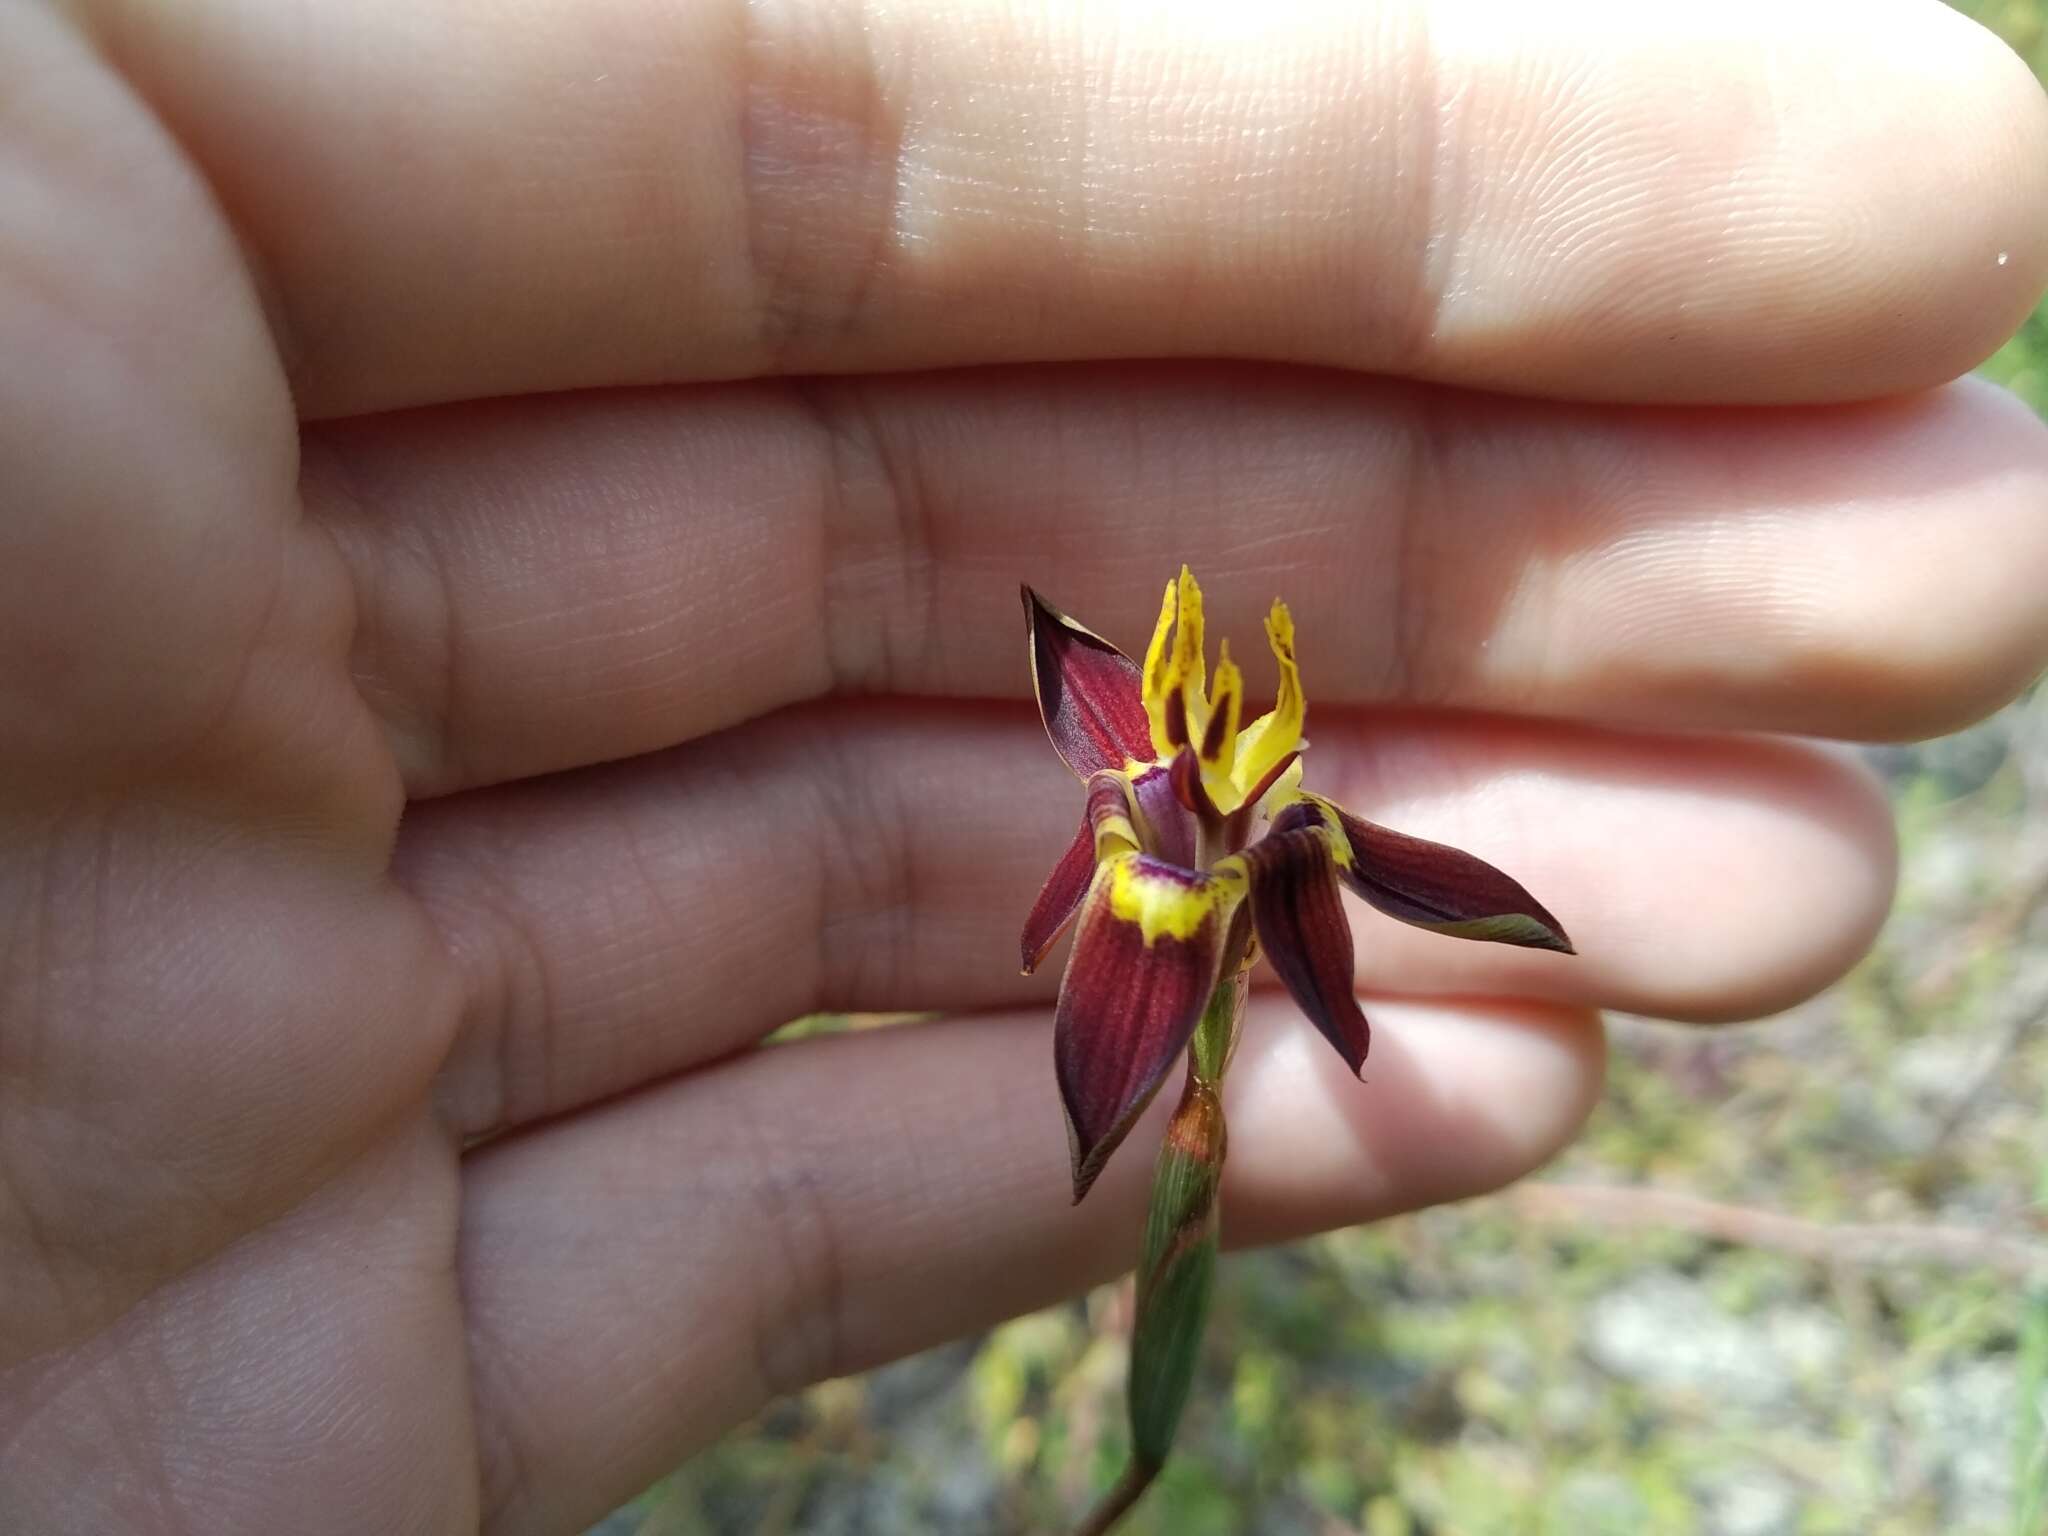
[{"xmin": 1584, "ymin": 1274, "xmax": 1845, "ymax": 1409}]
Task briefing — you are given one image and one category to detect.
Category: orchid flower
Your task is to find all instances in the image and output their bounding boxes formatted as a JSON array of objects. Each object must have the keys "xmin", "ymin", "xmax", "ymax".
[
  {"xmin": 1022, "ymin": 569, "xmax": 1573, "ymax": 1534},
  {"xmin": 1024, "ymin": 567, "xmax": 1573, "ymax": 1199}
]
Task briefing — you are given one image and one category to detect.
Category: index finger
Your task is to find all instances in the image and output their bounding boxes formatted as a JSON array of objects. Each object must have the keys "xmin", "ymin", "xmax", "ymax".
[{"xmin": 92, "ymin": 0, "xmax": 2048, "ymax": 415}]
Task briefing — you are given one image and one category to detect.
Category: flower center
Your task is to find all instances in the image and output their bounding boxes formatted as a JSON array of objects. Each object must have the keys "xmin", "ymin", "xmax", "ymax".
[{"xmin": 1139, "ymin": 566, "xmax": 1306, "ymax": 817}]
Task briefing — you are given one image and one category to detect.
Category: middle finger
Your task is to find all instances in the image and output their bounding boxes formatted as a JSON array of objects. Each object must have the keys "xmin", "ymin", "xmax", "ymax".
[
  {"xmin": 399, "ymin": 700, "xmax": 1892, "ymax": 1137},
  {"xmin": 311, "ymin": 365, "xmax": 2048, "ymax": 797}
]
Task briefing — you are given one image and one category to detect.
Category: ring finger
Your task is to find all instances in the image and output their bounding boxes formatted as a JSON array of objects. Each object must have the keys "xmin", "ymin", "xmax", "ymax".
[{"xmin": 398, "ymin": 699, "xmax": 1890, "ymax": 1137}]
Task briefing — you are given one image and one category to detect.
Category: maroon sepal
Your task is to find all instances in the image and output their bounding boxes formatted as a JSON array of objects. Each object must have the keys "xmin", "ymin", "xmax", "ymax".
[
  {"xmin": 1054, "ymin": 859, "xmax": 1226, "ymax": 1202},
  {"xmin": 1319, "ymin": 802, "xmax": 1574, "ymax": 954},
  {"xmin": 1023, "ymin": 586, "xmax": 1154, "ymax": 777},
  {"xmin": 1021, "ymin": 814, "xmax": 1095, "ymax": 973},
  {"xmin": 1240, "ymin": 824, "xmax": 1370, "ymax": 1074}
]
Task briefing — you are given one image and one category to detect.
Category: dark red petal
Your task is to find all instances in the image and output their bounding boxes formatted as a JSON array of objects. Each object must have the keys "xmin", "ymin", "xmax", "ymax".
[
  {"xmin": 1023, "ymin": 586, "xmax": 1154, "ymax": 777},
  {"xmin": 1323, "ymin": 803, "xmax": 1575, "ymax": 953},
  {"xmin": 1054, "ymin": 859, "xmax": 1227, "ymax": 1202},
  {"xmin": 1168, "ymin": 745, "xmax": 1221, "ymax": 823},
  {"xmin": 1129, "ymin": 764, "xmax": 1196, "ymax": 868},
  {"xmin": 1020, "ymin": 813, "xmax": 1095, "ymax": 973},
  {"xmin": 1221, "ymin": 748, "xmax": 1300, "ymax": 848},
  {"xmin": 1240, "ymin": 828, "xmax": 1370, "ymax": 1075},
  {"xmin": 1162, "ymin": 687, "xmax": 1191, "ymax": 750},
  {"xmin": 1268, "ymin": 802, "xmax": 1325, "ymax": 837},
  {"xmin": 1198, "ymin": 688, "xmax": 1235, "ymax": 764},
  {"xmin": 1238, "ymin": 749, "xmax": 1300, "ymax": 811}
]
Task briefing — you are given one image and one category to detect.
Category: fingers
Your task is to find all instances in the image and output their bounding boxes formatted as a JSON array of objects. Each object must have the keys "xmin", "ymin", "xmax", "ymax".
[
  {"xmin": 310, "ymin": 367, "xmax": 2048, "ymax": 795},
  {"xmin": 0, "ymin": 2, "xmax": 301, "ymax": 789},
  {"xmin": 0, "ymin": 8, "xmax": 453, "ymax": 1369},
  {"xmin": 457, "ymin": 997, "xmax": 1602, "ymax": 1536},
  {"xmin": 0, "ymin": 1117, "xmax": 478, "ymax": 1536},
  {"xmin": 401, "ymin": 702, "xmax": 1888, "ymax": 1136},
  {"xmin": 0, "ymin": 826, "xmax": 458, "ymax": 1365},
  {"xmin": 84, "ymin": 0, "xmax": 2047, "ymax": 413}
]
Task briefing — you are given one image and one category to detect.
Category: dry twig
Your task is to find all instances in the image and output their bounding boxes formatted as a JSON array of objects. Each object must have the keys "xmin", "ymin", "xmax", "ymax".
[{"xmin": 1510, "ymin": 1181, "xmax": 2048, "ymax": 1283}]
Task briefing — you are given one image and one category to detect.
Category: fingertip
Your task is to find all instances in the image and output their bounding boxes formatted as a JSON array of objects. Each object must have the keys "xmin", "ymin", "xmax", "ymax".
[
  {"xmin": 1689, "ymin": 742, "xmax": 1896, "ymax": 1023},
  {"xmin": 1879, "ymin": 377, "xmax": 2048, "ymax": 735},
  {"xmin": 1936, "ymin": 4, "xmax": 2048, "ymax": 361},
  {"xmin": 1841, "ymin": 0, "xmax": 2048, "ymax": 391},
  {"xmin": 1436, "ymin": 0, "xmax": 2048, "ymax": 401},
  {"xmin": 1586, "ymin": 736, "xmax": 1899, "ymax": 1026},
  {"xmin": 1220, "ymin": 998, "xmax": 1606, "ymax": 1247}
]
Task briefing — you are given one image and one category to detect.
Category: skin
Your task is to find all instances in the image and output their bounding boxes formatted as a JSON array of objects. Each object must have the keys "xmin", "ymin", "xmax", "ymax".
[{"xmin": 2, "ymin": 0, "xmax": 2046, "ymax": 1529}]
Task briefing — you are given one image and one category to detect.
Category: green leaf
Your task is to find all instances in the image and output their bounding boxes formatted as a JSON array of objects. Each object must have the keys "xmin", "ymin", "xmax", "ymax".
[
  {"xmin": 1130, "ymin": 1073, "xmax": 1227, "ymax": 1467},
  {"xmin": 1130, "ymin": 1217, "xmax": 1218, "ymax": 1468}
]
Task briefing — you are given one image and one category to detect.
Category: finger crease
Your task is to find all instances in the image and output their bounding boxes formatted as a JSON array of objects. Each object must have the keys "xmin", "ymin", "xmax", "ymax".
[
  {"xmin": 738, "ymin": 0, "xmax": 911, "ymax": 371},
  {"xmin": 807, "ymin": 723, "xmax": 920, "ymax": 1010},
  {"xmin": 798, "ymin": 380, "xmax": 942, "ymax": 701},
  {"xmin": 732, "ymin": 1098, "xmax": 850, "ymax": 1400}
]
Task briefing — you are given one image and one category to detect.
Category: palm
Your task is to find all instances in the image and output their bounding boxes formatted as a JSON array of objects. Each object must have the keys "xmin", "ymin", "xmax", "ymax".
[
  {"xmin": 5, "ymin": 3, "xmax": 2048, "ymax": 1535},
  {"xmin": 0, "ymin": 45, "xmax": 475, "ymax": 1527}
]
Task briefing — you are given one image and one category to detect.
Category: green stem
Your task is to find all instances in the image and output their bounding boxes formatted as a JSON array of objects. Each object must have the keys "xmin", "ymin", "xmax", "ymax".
[
  {"xmin": 1190, "ymin": 959, "xmax": 1247, "ymax": 1085},
  {"xmin": 1071, "ymin": 1458, "xmax": 1159, "ymax": 1536},
  {"xmin": 1073, "ymin": 970, "xmax": 1245, "ymax": 1535}
]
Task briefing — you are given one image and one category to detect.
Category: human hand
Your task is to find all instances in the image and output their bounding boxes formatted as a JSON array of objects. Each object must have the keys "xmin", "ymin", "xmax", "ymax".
[{"xmin": 3, "ymin": 1, "xmax": 2045, "ymax": 1531}]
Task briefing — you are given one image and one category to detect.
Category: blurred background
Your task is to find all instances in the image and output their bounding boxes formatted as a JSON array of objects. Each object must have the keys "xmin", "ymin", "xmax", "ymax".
[{"xmin": 598, "ymin": 4, "xmax": 2048, "ymax": 1531}]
